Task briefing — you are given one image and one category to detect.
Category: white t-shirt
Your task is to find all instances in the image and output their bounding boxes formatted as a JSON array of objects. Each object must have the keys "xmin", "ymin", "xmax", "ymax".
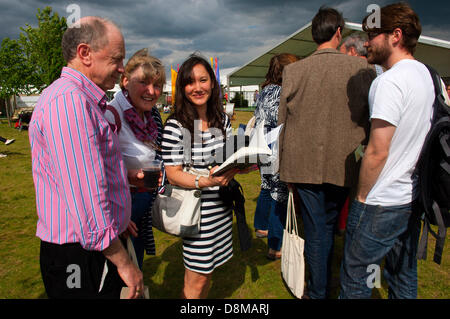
[{"xmin": 365, "ymin": 59, "xmax": 434, "ymax": 206}]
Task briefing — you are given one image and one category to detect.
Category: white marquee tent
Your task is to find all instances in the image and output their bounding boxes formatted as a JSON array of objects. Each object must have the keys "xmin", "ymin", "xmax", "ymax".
[{"xmin": 228, "ymin": 22, "xmax": 450, "ymax": 88}]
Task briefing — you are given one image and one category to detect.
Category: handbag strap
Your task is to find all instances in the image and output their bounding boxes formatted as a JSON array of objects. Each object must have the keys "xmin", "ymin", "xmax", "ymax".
[
  {"xmin": 105, "ymin": 104, "xmax": 122, "ymax": 134},
  {"xmin": 179, "ymin": 125, "xmax": 211, "ymax": 177},
  {"xmin": 286, "ymin": 189, "xmax": 299, "ymax": 235},
  {"xmin": 180, "ymin": 125, "xmax": 193, "ymax": 168}
]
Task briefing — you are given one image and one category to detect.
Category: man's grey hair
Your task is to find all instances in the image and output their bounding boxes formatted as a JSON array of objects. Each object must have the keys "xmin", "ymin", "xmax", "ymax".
[
  {"xmin": 341, "ymin": 33, "xmax": 368, "ymax": 57},
  {"xmin": 61, "ymin": 17, "xmax": 118, "ymax": 63}
]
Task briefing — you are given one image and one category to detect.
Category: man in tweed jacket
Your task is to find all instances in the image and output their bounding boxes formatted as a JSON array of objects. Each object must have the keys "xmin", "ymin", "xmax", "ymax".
[{"xmin": 277, "ymin": 7, "xmax": 376, "ymax": 299}]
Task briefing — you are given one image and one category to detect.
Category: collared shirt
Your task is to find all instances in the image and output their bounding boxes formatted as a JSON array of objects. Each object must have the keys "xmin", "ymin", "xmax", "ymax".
[
  {"xmin": 106, "ymin": 90, "xmax": 166, "ymax": 188},
  {"xmin": 105, "ymin": 90, "xmax": 157, "ymax": 164},
  {"xmin": 29, "ymin": 67, "xmax": 131, "ymax": 251}
]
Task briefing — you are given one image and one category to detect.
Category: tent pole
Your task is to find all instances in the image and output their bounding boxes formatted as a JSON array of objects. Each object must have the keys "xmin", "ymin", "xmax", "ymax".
[{"xmin": 227, "ymin": 75, "xmax": 230, "ymax": 102}]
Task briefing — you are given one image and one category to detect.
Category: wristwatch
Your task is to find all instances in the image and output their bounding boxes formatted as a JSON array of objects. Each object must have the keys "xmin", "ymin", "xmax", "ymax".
[{"xmin": 195, "ymin": 175, "xmax": 201, "ymax": 189}]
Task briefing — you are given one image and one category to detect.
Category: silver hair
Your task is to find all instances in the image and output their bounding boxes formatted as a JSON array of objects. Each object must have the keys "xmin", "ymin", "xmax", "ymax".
[{"xmin": 341, "ymin": 33, "xmax": 368, "ymax": 57}]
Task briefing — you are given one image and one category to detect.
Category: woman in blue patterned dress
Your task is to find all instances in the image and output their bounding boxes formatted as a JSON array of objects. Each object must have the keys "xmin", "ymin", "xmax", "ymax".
[{"xmin": 253, "ymin": 53, "xmax": 299, "ymax": 260}]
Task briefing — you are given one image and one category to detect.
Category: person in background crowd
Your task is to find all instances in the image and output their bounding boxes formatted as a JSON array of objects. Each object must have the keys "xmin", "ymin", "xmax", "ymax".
[
  {"xmin": 253, "ymin": 90, "xmax": 259, "ymax": 106},
  {"xmin": 446, "ymin": 83, "xmax": 450, "ymax": 102},
  {"xmin": 340, "ymin": 33, "xmax": 384, "ymax": 75},
  {"xmin": 277, "ymin": 6, "xmax": 376, "ymax": 299},
  {"xmin": 339, "ymin": 2, "xmax": 435, "ymax": 299},
  {"xmin": 106, "ymin": 48, "xmax": 165, "ymax": 270},
  {"xmin": 161, "ymin": 54, "xmax": 239, "ymax": 299},
  {"xmin": 29, "ymin": 16, "xmax": 144, "ymax": 299},
  {"xmin": 0, "ymin": 135, "xmax": 15, "ymax": 158},
  {"xmin": 0, "ymin": 136, "xmax": 15, "ymax": 145},
  {"xmin": 253, "ymin": 53, "xmax": 299, "ymax": 260},
  {"xmin": 339, "ymin": 33, "xmax": 368, "ymax": 57}
]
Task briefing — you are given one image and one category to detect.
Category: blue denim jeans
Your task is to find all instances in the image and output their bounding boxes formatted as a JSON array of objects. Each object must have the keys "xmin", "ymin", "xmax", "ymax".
[
  {"xmin": 268, "ymin": 199, "xmax": 287, "ymax": 251},
  {"xmin": 254, "ymin": 188, "xmax": 287, "ymax": 251},
  {"xmin": 339, "ymin": 200, "xmax": 421, "ymax": 299},
  {"xmin": 295, "ymin": 183, "xmax": 349, "ymax": 299},
  {"xmin": 254, "ymin": 188, "xmax": 271, "ymax": 231},
  {"xmin": 130, "ymin": 192, "xmax": 153, "ymax": 270}
]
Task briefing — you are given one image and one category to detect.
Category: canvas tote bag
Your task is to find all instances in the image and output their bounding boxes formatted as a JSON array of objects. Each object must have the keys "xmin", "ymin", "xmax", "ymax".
[{"xmin": 281, "ymin": 189, "xmax": 305, "ymax": 298}]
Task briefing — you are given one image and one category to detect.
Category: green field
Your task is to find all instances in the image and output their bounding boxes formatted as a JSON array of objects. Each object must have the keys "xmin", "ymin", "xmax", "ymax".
[{"xmin": 0, "ymin": 111, "xmax": 448, "ymax": 299}]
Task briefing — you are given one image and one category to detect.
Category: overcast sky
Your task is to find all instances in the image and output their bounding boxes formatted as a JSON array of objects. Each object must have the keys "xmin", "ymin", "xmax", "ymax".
[{"xmin": 1, "ymin": 0, "xmax": 449, "ymax": 75}]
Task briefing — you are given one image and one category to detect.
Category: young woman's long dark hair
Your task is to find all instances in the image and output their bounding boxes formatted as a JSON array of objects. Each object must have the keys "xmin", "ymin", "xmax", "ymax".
[{"xmin": 168, "ymin": 54, "xmax": 225, "ymax": 135}]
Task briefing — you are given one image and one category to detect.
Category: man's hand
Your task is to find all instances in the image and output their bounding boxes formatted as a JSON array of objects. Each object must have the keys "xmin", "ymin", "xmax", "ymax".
[
  {"xmin": 116, "ymin": 259, "xmax": 144, "ymax": 299},
  {"xmin": 102, "ymin": 239, "xmax": 144, "ymax": 299}
]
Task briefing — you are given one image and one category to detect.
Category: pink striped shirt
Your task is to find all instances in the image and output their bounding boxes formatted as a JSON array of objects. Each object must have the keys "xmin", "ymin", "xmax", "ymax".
[{"xmin": 29, "ymin": 67, "xmax": 131, "ymax": 251}]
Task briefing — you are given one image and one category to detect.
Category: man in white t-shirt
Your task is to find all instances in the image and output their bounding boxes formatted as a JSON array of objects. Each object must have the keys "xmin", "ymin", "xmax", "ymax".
[{"xmin": 339, "ymin": 2, "xmax": 435, "ymax": 299}]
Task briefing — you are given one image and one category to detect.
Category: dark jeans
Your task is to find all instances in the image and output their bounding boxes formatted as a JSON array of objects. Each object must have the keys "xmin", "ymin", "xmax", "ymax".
[
  {"xmin": 268, "ymin": 199, "xmax": 287, "ymax": 251},
  {"xmin": 130, "ymin": 192, "xmax": 153, "ymax": 269},
  {"xmin": 295, "ymin": 183, "xmax": 349, "ymax": 299},
  {"xmin": 254, "ymin": 188, "xmax": 271, "ymax": 231},
  {"xmin": 40, "ymin": 241, "xmax": 124, "ymax": 299},
  {"xmin": 254, "ymin": 188, "xmax": 287, "ymax": 251},
  {"xmin": 339, "ymin": 200, "xmax": 421, "ymax": 299}
]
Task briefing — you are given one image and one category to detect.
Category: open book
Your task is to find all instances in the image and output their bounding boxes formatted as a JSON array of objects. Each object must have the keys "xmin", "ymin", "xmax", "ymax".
[{"xmin": 212, "ymin": 120, "xmax": 283, "ymax": 176}]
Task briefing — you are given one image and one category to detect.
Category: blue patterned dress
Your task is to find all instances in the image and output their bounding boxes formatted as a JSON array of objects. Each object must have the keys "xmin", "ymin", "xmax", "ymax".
[{"xmin": 253, "ymin": 84, "xmax": 288, "ymax": 203}]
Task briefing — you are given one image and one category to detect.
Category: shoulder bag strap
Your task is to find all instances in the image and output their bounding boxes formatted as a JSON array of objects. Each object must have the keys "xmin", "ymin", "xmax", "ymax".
[
  {"xmin": 105, "ymin": 105, "xmax": 122, "ymax": 133},
  {"xmin": 286, "ymin": 190, "xmax": 299, "ymax": 235}
]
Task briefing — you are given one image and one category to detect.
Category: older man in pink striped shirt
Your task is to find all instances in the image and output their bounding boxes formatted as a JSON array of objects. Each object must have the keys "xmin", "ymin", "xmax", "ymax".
[{"xmin": 29, "ymin": 17, "xmax": 144, "ymax": 299}]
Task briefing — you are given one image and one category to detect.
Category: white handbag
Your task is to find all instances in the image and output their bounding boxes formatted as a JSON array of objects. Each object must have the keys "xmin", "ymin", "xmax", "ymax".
[
  {"xmin": 281, "ymin": 189, "xmax": 305, "ymax": 299},
  {"xmin": 151, "ymin": 175, "xmax": 202, "ymax": 237},
  {"xmin": 151, "ymin": 134, "xmax": 205, "ymax": 237}
]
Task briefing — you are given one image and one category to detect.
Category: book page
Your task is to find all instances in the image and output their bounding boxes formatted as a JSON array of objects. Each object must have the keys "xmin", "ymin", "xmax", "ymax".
[{"xmin": 212, "ymin": 120, "xmax": 272, "ymax": 176}]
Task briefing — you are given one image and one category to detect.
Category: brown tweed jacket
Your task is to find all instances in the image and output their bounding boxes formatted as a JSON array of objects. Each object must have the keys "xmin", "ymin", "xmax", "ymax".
[{"xmin": 277, "ymin": 48, "xmax": 376, "ymax": 188}]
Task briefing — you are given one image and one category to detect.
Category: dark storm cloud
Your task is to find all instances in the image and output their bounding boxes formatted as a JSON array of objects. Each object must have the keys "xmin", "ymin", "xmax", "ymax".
[{"xmin": 1, "ymin": 0, "xmax": 449, "ymax": 72}]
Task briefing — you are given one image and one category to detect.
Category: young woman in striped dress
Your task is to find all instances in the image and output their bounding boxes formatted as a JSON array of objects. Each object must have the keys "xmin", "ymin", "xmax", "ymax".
[{"xmin": 162, "ymin": 55, "xmax": 239, "ymax": 299}]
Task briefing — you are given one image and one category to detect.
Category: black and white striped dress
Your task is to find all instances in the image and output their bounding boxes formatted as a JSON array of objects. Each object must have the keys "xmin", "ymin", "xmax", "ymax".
[{"xmin": 161, "ymin": 116, "xmax": 233, "ymax": 274}]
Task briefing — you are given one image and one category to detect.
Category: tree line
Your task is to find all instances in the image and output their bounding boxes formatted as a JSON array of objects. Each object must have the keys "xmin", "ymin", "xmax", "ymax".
[{"xmin": 0, "ymin": 7, "xmax": 66, "ymax": 121}]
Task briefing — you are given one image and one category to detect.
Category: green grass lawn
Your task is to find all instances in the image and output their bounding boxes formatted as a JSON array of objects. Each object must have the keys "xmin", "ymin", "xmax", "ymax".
[{"xmin": 0, "ymin": 112, "xmax": 448, "ymax": 299}]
